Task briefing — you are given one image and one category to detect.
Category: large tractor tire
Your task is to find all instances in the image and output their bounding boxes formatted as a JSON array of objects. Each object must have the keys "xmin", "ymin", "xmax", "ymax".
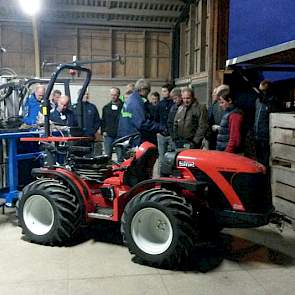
[
  {"xmin": 18, "ymin": 178, "xmax": 83, "ymax": 245},
  {"xmin": 121, "ymin": 188, "xmax": 198, "ymax": 268}
]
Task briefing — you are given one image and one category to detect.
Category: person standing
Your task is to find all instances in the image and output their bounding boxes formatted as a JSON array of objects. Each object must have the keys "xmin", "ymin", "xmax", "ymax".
[
  {"xmin": 155, "ymin": 84, "xmax": 174, "ymax": 173},
  {"xmin": 117, "ymin": 79, "xmax": 164, "ymax": 145},
  {"xmin": 207, "ymin": 85, "xmax": 226, "ymax": 150},
  {"xmin": 74, "ymin": 91, "xmax": 101, "ymax": 137},
  {"xmin": 148, "ymin": 91, "xmax": 160, "ymax": 120},
  {"xmin": 22, "ymin": 85, "xmax": 45, "ymax": 125},
  {"xmin": 50, "ymin": 89, "xmax": 61, "ymax": 111},
  {"xmin": 173, "ymin": 88, "xmax": 208, "ymax": 149},
  {"xmin": 101, "ymin": 87, "xmax": 123, "ymax": 157},
  {"xmin": 167, "ymin": 87, "xmax": 183, "ymax": 146},
  {"xmin": 216, "ymin": 87, "xmax": 244, "ymax": 153},
  {"xmin": 50, "ymin": 95, "xmax": 77, "ymax": 126},
  {"xmin": 254, "ymin": 80, "xmax": 280, "ymax": 166},
  {"xmin": 120, "ymin": 83, "xmax": 135, "ymax": 103}
]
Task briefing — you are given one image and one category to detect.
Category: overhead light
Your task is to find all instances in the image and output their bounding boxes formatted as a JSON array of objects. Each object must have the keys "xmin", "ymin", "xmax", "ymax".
[{"xmin": 19, "ymin": 0, "xmax": 41, "ymax": 16}]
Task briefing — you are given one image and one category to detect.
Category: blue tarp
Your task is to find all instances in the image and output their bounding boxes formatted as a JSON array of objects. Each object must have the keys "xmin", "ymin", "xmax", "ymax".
[{"xmin": 229, "ymin": 0, "xmax": 295, "ymax": 59}]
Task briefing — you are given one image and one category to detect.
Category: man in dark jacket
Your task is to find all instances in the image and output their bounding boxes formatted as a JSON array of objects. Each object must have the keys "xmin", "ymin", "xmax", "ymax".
[
  {"xmin": 173, "ymin": 88, "xmax": 208, "ymax": 149},
  {"xmin": 74, "ymin": 91, "xmax": 101, "ymax": 137},
  {"xmin": 155, "ymin": 84, "xmax": 174, "ymax": 174},
  {"xmin": 117, "ymin": 79, "xmax": 164, "ymax": 146},
  {"xmin": 148, "ymin": 91, "xmax": 160, "ymax": 120},
  {"xmin": 101, "ymin": 87, "xmax": 123, "ymax": 157},
  {"xmin": 254, "ymin": 80, "xmax": 280, "ymax": 166},
  {"xmin": 167, "ymin": 87, "xmax": 183, "ymax": 149},
  {"xmin": 50, "ymin": 95, "xmax": 77, "ymax": 126}
]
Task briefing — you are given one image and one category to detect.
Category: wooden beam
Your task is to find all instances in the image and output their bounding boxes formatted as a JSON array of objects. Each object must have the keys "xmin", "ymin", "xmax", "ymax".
[
  {"xmin": 0, "ymin": 18, "xmax": 173, "ymax": 31},
  {"xmin": 58, "ymin": 18, "xmax": 175, "ymax": 29},
  {"xmin": 48, "ymin": 0, "xmax": 184, "ymax": 7},
  {"xmin": 110, "ymin": 28, "xmax": 113, "ymax": 78},
  {"xmin": 32, "ymin": 16, "xmax": 41, "ymax": 77},
  {"xmin": 0, "ymin": 16, "xmax": 175, "ymax": 29},
  {"xmin": 142, "ymin": 30, "xmax": 146, "ymax": 78},
  {"xmin": 47, "ymin": 5, "xmax": 181, "ymax": 18},
  {"xmin": 0, "ymin": 23, "xmax": 2, "ymax": 67}
]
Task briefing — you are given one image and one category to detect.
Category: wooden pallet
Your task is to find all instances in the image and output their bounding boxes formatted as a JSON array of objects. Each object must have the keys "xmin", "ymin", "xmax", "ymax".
[{"xmin": 270, "ymin": 113, "xmax": 295, "ymax": 220}]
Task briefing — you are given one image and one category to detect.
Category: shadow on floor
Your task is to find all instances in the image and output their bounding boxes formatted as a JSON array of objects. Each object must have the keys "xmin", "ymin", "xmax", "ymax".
[
  {"xmin": 221, "ymin": 232, "xmax": 295, "ymax": 267},
  {"xmin": 68, "ymin": 223, "xmax": 295, "ymax": 273},
  {"xmin": 187, "ymin": 231, "xmax": 295, "ymax": 273},
  {"xmin": 5, "ymin": 209, "xmax": 293, "ymax": 273},
  {"xmin": 68, "ymin": 220, "xmax": 124, "ymax": 246}
]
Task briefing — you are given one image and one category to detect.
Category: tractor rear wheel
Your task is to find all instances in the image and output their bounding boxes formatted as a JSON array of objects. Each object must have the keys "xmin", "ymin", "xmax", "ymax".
[
  {"xmin": 18, "ymin": 178, "xmax": 83, "ymax": 245},
  {"xmin": 121, "ymin": 188, "xmax": 198, "ymax": 268}
]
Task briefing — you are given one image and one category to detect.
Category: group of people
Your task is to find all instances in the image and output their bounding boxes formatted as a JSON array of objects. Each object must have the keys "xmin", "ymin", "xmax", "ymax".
[
  {"xmin": 22, "ymin": 78, "xmax": 277, "ymax": 168},
  {"xmin": 22, "ymin": 85, "xmax": 100, "ymax": 138}
]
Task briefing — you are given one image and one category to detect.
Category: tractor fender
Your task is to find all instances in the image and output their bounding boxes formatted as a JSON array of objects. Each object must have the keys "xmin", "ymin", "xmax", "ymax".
[
  {"xmin": 31, "ymin": 167, "xmax": 94, "ymax": 221},
  {"xmin": 119, "ymin": 178, "xmax": 207, "ymax": 218}
]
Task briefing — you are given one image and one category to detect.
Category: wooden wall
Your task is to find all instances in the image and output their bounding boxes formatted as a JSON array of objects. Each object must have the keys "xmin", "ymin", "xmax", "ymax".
[
  {"xmin": 0, "ymin": 23, "xmax": 172, "ymax": 82},
  {"xmin": 0, "ymin": 24, "xmax": 34, "ymax": 76},
  {"xmin": 175, "ymin": 0, "xmax": 229, "ymax": 104}
]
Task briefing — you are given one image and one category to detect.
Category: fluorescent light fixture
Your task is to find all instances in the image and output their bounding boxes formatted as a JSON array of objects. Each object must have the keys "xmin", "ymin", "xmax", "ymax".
[{"xmin": 19, "ymin": 0, "xmax": 41, "ymax": 16}]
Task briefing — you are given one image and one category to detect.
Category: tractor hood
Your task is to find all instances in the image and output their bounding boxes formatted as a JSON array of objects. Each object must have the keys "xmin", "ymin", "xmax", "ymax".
[{"xmin": 177, "ymin": 150, "xmax": 265, "ymax": 174}]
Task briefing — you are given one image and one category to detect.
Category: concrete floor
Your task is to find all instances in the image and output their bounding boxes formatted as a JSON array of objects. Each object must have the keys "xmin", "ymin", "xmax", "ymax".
[{"xmin": 1, "ymin": 208, "xmax": 295, "ymax": 295}]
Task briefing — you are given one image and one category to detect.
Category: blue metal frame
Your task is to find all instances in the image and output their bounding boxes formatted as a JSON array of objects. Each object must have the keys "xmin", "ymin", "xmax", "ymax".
[{"xmin": 0, "ymin": 131, "xmax": 42, "ymax": 207}]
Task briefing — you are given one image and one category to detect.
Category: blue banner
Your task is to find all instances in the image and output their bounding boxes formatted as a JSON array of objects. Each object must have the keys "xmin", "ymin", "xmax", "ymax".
[{"xmin": 229, "ymin": 0, "xmax": 295, "ymax": 58}]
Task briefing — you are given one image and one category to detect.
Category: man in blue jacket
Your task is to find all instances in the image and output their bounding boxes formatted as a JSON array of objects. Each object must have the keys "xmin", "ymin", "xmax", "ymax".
[
  {"xmin": 117, "ymin": 79, "xmax": 165, "ymax": 146},
  {"xmin": 22, "ymin": 85, "xmax": 45, "ymax": 125}
]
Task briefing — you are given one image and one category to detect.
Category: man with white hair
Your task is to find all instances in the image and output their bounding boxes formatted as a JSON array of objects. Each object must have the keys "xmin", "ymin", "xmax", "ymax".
[{"xmin": 117, "ymin": 79, "xmax": 165, "ymax": 144}]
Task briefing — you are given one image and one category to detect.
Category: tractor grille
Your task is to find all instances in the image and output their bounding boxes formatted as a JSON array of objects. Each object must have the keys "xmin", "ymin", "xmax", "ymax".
[
  {"xmin": 231, "ymin": 173, "xmax": 272, "ymax": 213},
  {"xmin": 190, "ymin": 168, "xmax": 232, "ymax": 209}
]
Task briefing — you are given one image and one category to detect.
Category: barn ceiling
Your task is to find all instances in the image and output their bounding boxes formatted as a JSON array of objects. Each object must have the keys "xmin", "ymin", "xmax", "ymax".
[{"xmin": 0, "ymin": 0, "xmax": 188, "ymax": 29}]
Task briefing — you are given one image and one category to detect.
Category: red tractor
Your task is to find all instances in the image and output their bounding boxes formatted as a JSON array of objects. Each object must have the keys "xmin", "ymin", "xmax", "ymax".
[{"xmin": 18, "ymin": 64, "xmax": 277, "ymax": 269}]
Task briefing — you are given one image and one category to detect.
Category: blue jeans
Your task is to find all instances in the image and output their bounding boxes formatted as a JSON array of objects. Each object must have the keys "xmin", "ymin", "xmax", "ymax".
[
  {"xmin": 104, "ymin": 135, "xmax": 114, "ymax": 158},
  {"xmin": 157, "ymin": 134, "xmax": 173, "ymax": 175},
  {"xmin": 103, "ymin": 135, "xmax": 124, "ymax": 162}
]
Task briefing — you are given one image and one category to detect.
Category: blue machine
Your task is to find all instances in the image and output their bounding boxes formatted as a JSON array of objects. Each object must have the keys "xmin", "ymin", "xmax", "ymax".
[
  {"xmin": 0, "ymin": 130, "xmax": 42, "ymax": 207},
  {"xmin": 0, "ymin": 78, "xmax": 71, "ymax": 210}
]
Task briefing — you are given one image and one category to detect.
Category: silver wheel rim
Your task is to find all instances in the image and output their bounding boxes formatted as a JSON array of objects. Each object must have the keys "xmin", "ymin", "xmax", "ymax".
[
  {"xmin": 23, "ymin": 195, "xmax": 54, "ymax": 235},
  {"xmin": 131, "ymin": 207, "xmax": 173, "ymax": 255}
]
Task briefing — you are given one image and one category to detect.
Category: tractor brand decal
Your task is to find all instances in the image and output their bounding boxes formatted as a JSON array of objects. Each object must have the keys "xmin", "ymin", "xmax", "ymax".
[{"xmin": 178, "ymin": 160, "xmax": 195, "ymax": 168}]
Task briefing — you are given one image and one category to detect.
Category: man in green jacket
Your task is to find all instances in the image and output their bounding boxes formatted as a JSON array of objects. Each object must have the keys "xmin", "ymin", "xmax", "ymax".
[{"xmin": 173, "ymin": 87, "xmax": 208, "ymax": 149}]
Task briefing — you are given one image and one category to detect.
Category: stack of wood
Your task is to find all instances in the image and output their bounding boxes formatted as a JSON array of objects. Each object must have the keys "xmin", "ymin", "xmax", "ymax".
[{"xmin": 270, "ymin": 113, "xmax": 295, "ymax": 220}]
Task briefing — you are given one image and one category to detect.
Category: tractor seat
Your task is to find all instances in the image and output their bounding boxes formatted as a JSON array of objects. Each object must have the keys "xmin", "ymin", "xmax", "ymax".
[{"xmin": 71, "ymin": 154, "xmax": 110, "ymax": 165}]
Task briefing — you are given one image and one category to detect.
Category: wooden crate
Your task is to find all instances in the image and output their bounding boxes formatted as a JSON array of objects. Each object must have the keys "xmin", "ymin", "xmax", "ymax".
[
  {"xmin": 272, "ymin": 166, "xmax": 295, "ymax": 219},
  {"xmin": 270, "ymin": 113, "xmax": 295, "ymax": 220}
]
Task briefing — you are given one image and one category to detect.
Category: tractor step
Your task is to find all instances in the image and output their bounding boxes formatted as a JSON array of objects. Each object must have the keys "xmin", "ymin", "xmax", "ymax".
[{"xmin": 88, "ymin": 207, "xmax": 113, "ymax": 220}]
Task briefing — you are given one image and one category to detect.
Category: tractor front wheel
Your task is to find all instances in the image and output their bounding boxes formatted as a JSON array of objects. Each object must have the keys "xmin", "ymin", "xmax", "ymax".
[
  {"xmin": 18, "ymin": 178, "xmax": 83, "ymax": 245},
  {"xmin": 121, "ymin": 188, "xmax": 198, "ymax": 268}
]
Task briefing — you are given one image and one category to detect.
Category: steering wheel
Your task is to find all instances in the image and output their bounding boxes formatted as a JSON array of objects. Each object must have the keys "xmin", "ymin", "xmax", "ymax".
[{"xmin": 112, "ymin": 132, "xmax": 141, "ymax": 148}]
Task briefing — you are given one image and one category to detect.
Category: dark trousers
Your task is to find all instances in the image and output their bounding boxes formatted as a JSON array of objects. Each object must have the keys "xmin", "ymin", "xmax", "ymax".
[
  {"xmin": 255, "ymin": 139, "xmax": 270, "ymax": 167},
  {"xmin": 255, "ymin": 139, "xmax": 272, "ymax": 196}
]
